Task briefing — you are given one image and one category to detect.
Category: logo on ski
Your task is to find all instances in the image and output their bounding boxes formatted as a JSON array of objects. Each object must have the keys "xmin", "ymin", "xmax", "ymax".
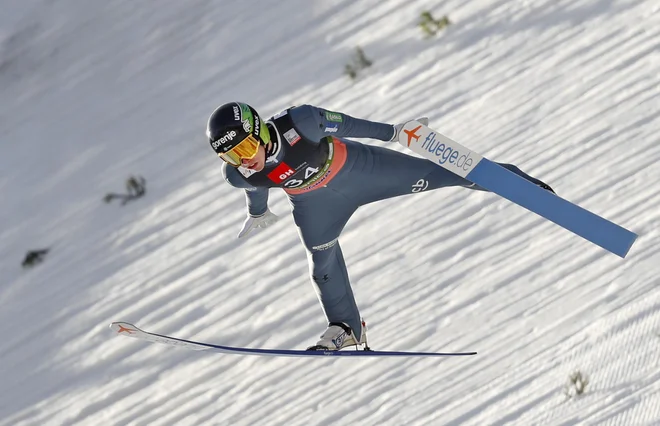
[
  {"xmin": 117, "ymin": 324, "xmax": 136, "ymax": 334},
  {"xmin": 404, "ymin": 125, "xmax": 422, "ymax": 147}
]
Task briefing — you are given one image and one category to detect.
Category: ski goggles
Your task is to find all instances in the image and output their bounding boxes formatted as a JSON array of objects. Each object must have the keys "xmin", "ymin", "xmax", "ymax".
[{"xmin": 217, "ymin": 134, "xmax": 261, "ymax": 167}]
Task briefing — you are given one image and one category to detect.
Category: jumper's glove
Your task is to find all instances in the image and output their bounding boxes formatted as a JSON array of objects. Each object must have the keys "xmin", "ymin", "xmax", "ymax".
[
  {"xmin": 237, "ymin": 209, "xmax": 280, "ymax": 239},
  {"xmin": 391, "ymin": 117, "xmax": 429, "ymax": 141}
]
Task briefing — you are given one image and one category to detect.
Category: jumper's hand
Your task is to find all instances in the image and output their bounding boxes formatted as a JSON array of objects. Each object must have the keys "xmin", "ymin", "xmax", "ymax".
[{"xmin": 237, "ymin": 209, "xmax": 280, "ymax": 239}]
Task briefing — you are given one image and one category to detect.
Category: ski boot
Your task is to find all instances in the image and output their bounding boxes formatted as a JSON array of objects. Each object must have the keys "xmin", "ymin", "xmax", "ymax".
[{"xmin": 306, "ymin": 319, "xmax": 371, "ymax": 351}]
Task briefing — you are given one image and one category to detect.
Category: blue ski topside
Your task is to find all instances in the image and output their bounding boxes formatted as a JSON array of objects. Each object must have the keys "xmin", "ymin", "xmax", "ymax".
[{"xmin": 467, "ymin": 159, "xmax": 638, "ymax": 258}]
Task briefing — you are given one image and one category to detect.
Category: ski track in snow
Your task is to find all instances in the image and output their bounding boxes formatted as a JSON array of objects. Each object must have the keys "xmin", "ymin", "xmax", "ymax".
[{"xmin": 1, "ymin": 0, "xmax": 659, "ymax": 425}]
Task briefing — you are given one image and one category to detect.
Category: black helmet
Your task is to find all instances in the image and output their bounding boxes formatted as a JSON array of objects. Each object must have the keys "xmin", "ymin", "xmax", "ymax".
[{"xmin": 206, "ymin": 102, "xmax": 271, "ymax": 156}]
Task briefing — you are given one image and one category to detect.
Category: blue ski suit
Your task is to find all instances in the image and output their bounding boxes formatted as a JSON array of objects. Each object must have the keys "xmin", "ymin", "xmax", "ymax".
[{"xmin": 223, "ymin": 105, "xmax": 547, "ymax": 338}]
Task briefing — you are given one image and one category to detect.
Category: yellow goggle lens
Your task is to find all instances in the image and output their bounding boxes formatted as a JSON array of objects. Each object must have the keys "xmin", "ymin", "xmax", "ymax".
[{"xmin": 218, "ymin": 135, "xmax": 260, "ymax": 166}]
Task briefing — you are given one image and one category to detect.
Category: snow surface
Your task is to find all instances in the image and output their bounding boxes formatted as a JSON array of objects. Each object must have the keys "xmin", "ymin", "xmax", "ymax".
[{"xmin": 1, "ymin": 0, "xmax": 659, "ymax": 425}]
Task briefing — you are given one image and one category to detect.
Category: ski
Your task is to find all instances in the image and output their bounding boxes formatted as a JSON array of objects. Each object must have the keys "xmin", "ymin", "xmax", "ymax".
[
  {"xmin": 398, "ymin": 121, "xmax": 638, "ymax": 258},
  {"xmin": 109, "ymin": 322, "xmax": 477, "ymax": 358}
]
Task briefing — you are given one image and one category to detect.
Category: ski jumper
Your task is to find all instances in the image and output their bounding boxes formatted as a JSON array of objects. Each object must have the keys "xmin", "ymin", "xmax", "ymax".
[{"xmin": 222, "ymin": 105, "xmax": 546, "ymax": 337}]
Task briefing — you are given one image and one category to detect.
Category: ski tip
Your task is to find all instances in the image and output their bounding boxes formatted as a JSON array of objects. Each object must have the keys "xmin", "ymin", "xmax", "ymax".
[{"xmin": 109, "ymin": 322, "xmax": 141, "ymax": 335}]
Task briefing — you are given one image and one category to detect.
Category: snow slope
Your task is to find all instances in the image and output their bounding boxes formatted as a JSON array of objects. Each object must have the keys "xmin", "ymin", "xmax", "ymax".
[{"xmin": 1, "ymin": 0, "xmax": 659, "ymax": 424}]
